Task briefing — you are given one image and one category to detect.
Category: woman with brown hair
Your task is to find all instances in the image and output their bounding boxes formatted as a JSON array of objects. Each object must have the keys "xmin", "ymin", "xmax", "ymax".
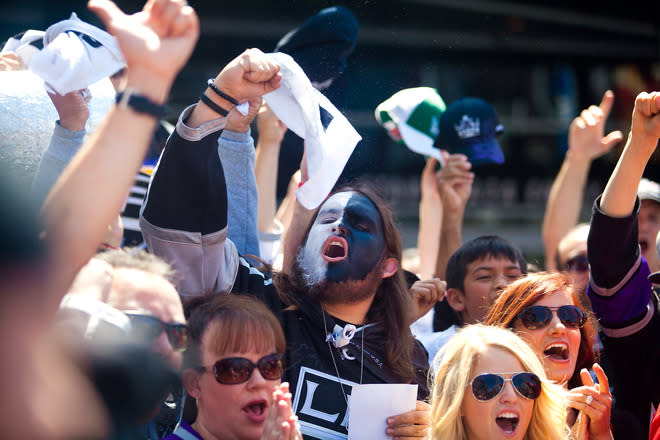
[{"xmin": 163, "ymin": 294, "xmax": 301, "ymax": 440}]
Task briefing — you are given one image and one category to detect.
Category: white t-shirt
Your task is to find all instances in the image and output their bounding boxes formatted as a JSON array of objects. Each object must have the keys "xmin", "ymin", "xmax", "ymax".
[{"xmin": 419, "ymin": 325, "xmax": 459, "ymax": 372}]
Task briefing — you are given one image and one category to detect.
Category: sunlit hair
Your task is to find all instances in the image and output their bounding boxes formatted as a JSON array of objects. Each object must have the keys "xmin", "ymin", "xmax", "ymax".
[
  {"xmin": 426, "ymin": 325, "xmax": 568, "ymax": 440},
  {"xmin": 183, "ymin": 294, "xmax": 286, "ymax": 369},
  {"xmin": 275, "ymin": 182, "xmax": 416, "ymax": 381},
  {"xmin": 483, "ymin": 271, "xmax": 597, "ymax": 388},
  {"xmin": 94, "ymin": 247, "xmax": 176, "ymax": 282}
]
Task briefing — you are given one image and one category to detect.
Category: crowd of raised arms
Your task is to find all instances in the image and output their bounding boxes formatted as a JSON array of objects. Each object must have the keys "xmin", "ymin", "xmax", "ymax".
[{"xmin": 0, "ymin": 0, "xmax": 659, "ymax": 439}]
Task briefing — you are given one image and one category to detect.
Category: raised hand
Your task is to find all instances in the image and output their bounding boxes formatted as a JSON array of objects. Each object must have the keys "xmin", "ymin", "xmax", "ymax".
[
  {"xmin": 261, "ymin": 382, "xmax": 302, "ymax": 440},
  {"xmin": 213, "ymin": 48, "xmax": 282, "ymax": 103},
  {"xmin": 600, "ymin": 91, "xmax": 660, "ymax": 217},
  {"xmin": 420, "ymin": 157, "xmax": 442, "ymax": 203},
  {"xmin": 47, "ymin": 90, "xmax": 90, "ymax": 132},
  {"xmin": 568, "ymin": 90, "xmax": 623, "ymax": 162},
  {"xmin": 225, "ymin": 97, "xmax": 262, "ymax": 133},
  {"xmin": 0, "ymin": 51, "xmax": 25, "ymax": 71},
  {"xmin": 189, "ymin": 48, "xmax": 282, "ymax": 128},
  {"xmin": 437, "ymin": 152, "xmax": 474, "ymax": 216},
  {"xmin": 567, "ymin": 363, "xmax": 613, "ymax": 440},
  {"xmin": 87, "ymin": 0, "xmax": 199, "ymax": 101},
  {"xmin": 410, "ymin": 278, "xmax": 446, "ymax": 323},
  {"xmin": 631, "ymin": 91, "xmax": 660, "ymax": 148},
  {"xmin": 257, "ymin": 101, "xmax": 288, "ymax": 145}
]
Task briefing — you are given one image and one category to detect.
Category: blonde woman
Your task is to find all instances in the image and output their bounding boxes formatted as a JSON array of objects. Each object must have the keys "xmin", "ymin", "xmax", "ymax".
[
  {"xmin": 426, "ymin": 324, "xmax": 569, "ymax": 440},
  {"xmin": 484, "ymin": 272, "xmax": 613, "ymax": 440}
]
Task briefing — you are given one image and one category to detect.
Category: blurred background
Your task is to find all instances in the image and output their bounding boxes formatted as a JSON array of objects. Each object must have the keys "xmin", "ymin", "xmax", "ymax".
[{"xmin": 2, "ymin": 0, "xmax": 659, "ymax": 266}]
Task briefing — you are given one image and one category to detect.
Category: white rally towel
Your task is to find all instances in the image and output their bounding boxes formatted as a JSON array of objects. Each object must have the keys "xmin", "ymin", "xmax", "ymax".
[
  {"xmin": 29, "ymin": 12, "xmax": 125, "ymax": 95},
  {"xmin": 1, "ymin": 30, "xmax": 45, "ymax": 67},
  {"xmin": 263, "ymin": 52, "xmax": 361, "ymax": 210}
]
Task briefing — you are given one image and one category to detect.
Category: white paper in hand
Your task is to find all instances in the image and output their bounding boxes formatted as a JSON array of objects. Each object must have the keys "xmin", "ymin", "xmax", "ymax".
[
  {"xmin": 263, "ymin": 52, "xmax": 361, "ymax": 210},
  {"xmin": 347, "ymin": 383, "xmax": 417, "ymax": 440}
]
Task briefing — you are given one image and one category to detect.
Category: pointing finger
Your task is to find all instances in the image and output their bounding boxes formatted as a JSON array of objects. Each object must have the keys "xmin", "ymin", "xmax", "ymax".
[
  {"xmin": 593, "ymin": 363, "xmax": 610, "ymax": 395},
  {"xmin": 598, "ymin": 90, "xmax": 615, "ymax": 120}
]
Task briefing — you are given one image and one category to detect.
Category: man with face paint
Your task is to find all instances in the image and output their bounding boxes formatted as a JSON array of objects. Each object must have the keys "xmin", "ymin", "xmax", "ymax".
[
  {"xmin": 296, "ymin": 192, "xmax": 392, "ymax": 296},
  {"xmin": 140, "ymin": 50, "xmax": 430, "ymax": 440}
]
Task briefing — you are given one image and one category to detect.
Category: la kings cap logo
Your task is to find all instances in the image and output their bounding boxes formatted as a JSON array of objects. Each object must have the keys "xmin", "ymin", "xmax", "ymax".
[
  {"xmin": 292, "ymin": 367, "xmax": 357, "ymax": 439},
  {"xmin": 454, "ymin": 115, "xmax": 480, "ymax": 139}
]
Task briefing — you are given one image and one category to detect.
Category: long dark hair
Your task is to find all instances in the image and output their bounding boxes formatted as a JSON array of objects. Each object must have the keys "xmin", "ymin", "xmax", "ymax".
[{"xmin": 275, "ymin": 183, "xmax": 416, "ymax": 381}]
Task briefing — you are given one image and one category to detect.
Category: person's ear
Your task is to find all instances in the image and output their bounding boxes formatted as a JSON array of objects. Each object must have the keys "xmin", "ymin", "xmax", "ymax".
[
  {"xmin": 446, "ymin": 288, "xmax": 466, "ymax": 312},
  {"xmin": 183, "ymin": 369, "xmax": 201, "ymax": 399},
  {"xmin": 381, "ymin": 257, "xmax": 399, "ymax": 279}
]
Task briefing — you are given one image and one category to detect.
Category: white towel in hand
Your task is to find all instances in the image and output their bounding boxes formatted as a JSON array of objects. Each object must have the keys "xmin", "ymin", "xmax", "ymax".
[
  {"xmin": 29, "ymin": 12, "xmax": 125, "ymax": 95},
  {"xmin": 263, "ymin": 52, "xmax": 361, "ymax": 210},
  {"xmin": 1, "ymin": 30, "xmax": 45, "ymax": 67}
]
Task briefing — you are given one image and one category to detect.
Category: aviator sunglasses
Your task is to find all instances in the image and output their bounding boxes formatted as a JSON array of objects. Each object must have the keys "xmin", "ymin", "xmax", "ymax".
[
  {"xmin": 516, "ymin": 305, "xmax": 586, "ymax": 330},
  {"xmin": 124, "ymin": 313, "xmax": 188, "ymax": 351},
  {"xmin": 469, "ymin": 372, "xmax": 542, "ymax": 401},
  {"xmin": 198, "ymin": 353, "xmax": 284, "ymax": 385}
]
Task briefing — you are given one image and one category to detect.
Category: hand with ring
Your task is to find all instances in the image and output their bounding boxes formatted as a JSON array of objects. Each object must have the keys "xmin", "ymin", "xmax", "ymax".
[{"xmin": 567, "ymin": 363, "xmax": 613, "ymax": 440}]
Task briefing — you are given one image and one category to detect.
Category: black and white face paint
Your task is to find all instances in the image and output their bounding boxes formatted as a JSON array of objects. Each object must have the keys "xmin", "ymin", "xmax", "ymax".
[{"xmin": 298, "ymin": 191, "xmax": 386, "ymax": 287}]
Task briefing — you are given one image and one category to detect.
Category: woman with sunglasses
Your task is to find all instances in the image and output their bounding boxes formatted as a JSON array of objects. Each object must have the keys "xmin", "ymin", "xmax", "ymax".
[
  {"xmin": 484, "ymin": 272, "xmax": 613, "ymax": 440},
  {"xmin": 426, "ymin": 324, "xmax": 567, "ymax": 440},
  {"xmin": 163, "ymin": 294, "xmax": 301, "ymax": 440}
]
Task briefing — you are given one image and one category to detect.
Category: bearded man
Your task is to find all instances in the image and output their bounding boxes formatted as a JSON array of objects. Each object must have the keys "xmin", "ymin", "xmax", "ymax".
[{"xmin": 140, "ymin": 49, "xmax": 430, "ymax": 440}]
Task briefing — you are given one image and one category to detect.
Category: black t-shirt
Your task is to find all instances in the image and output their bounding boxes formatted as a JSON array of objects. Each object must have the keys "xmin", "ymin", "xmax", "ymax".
[{"xmin": 231, "ymin": 261, "xmax": 430, "ymax": 439}]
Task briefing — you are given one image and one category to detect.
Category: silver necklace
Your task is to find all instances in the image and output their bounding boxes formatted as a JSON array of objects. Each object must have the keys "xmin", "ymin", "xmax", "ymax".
[{"xmin": 322, "ymin": 309, "xmax": 365, "ymax": 405}]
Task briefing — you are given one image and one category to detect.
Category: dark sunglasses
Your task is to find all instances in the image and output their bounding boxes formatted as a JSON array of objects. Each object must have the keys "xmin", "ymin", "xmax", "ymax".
[
  {"xmin": 199, "ymin": 353, "xmax": 284, "ymax": 385},
  {"xmin": 565, "ymin": 255, "xmax": 589, "ymax": 273},
  {"xmin": 124, "ymin": 313, "xmax": 188, "ymax": 351},
  {"xmin": 516, "ymin": 305, "xmax": 586, "ymax": 330},
  {"xmin": 469, "ymin": 372, "xmax": 542, "ymax": 401}
]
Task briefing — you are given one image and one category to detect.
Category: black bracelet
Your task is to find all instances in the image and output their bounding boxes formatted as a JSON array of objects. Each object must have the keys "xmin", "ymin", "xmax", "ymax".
[
  {"xmin": 207, "ymin": 78, "xmax": 239, "ymax": 106},
  {"xmin": 199, "ymin": 93, "xmax": 229, "ymax": 117},
  {"xmin": 115, "ymin": 89, "xmax": 167, "ymax": 119}
]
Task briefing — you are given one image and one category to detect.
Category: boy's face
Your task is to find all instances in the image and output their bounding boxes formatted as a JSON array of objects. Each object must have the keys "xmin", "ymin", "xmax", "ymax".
[{"xmin": 455, "ymin": 255, "xmax": 523, "ymax": 325}]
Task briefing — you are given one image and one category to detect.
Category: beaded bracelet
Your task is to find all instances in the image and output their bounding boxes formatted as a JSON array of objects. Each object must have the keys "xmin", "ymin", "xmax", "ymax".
[{"xmin": 207, "ymin": 78, "xmax": 239, "ymax": 105}]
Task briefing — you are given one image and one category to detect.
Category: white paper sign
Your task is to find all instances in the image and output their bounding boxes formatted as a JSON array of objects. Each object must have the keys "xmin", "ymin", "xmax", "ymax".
[{"xmin": 347, "ymin": 383, "xmax": 418, "ymax": 440}]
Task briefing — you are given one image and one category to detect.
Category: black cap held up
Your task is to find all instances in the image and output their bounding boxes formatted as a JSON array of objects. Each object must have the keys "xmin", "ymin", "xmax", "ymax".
[{"xmin": 274, "ymin": 6, "xmax": 359, "ymax": 89}]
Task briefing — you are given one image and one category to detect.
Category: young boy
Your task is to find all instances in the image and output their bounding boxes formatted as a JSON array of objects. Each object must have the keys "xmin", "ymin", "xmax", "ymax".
[{"xmin": 419, "ymin": 235, "xmax": 527, "ymax": 366}]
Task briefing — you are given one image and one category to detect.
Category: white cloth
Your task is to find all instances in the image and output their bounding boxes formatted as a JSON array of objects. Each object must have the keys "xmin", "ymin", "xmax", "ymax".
[
  {"xmin": 29, "ymin": 13, "xmax": 125, "ymax": 95},
  {"xmin": 1, "ymin": 29, "xmax": 45, "ymax": 66},
  {"xmin": 263, "ymin": 52, "xmax": 361, "ymax": 210}
]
